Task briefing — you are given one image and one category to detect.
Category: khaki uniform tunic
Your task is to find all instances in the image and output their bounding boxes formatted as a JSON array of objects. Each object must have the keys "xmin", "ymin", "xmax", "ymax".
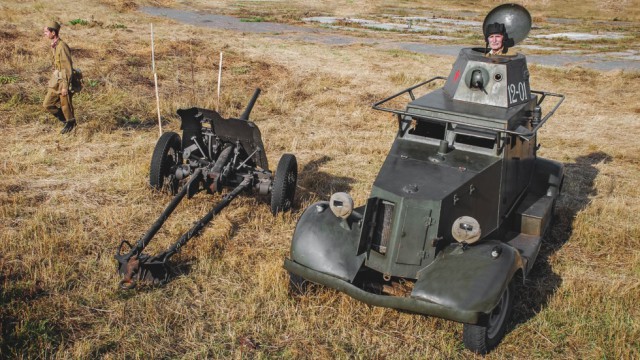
[
  {"xmin": 43, "ymin": 38, "xmax": 75, "ymax": 121},
  {"xmin": 485, "ymin": 48, "xmax": 512, "ymax": 57}
]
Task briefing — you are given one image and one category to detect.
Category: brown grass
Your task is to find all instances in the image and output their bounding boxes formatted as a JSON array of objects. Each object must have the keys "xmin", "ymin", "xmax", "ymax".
[{"xmin": 1, "ymin": 0, "xmax": 639, "ymax": 358}]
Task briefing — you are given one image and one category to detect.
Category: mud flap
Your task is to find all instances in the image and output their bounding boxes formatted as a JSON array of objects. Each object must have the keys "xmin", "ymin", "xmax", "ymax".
[
  {"xmin": 411, "ymin": 241, "xmax": 523, "ymax": 315},
  {"xmin": 530, "ymin": 158, "xmax": 564, "ymax": 196},
  {"xmin": 290, "ymin": 202, "xmax": 366, "ymax": 282}
]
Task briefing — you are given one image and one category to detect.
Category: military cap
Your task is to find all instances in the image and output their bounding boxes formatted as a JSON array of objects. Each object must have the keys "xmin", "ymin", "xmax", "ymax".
[{"xmin": 47, "ymin": 21, "xmax": 61, "ymax": 31}]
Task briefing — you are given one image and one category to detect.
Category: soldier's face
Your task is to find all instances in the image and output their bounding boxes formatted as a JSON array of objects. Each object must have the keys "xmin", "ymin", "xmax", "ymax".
[
  {"xmin": 43, "ymin": 27, "xmax": 55, "ymax": 40},
  {"xmin": 488, "ymin": 34, "xmax": 504, "ymax": 51}
]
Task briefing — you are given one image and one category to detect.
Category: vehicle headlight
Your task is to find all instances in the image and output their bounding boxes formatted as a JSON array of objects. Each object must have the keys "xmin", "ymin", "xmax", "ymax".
[
  {"xmin": 329, "ymin": 192, "xmax": 354, "ymax": 219},
  {"xmin": 451, "ymin": 216, "xmax": 481, "ymax": 244}
]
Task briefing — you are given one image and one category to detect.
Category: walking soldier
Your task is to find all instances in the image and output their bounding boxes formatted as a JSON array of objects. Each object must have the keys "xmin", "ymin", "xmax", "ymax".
[{"xmin": 43, "ymin": 21, "xmax": 76, "ymax": 134}]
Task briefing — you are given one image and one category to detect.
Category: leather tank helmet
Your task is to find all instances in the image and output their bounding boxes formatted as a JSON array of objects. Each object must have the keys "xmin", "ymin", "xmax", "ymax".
[{"xmin": 484, "ymin": 22, "xmax": 514, "ymax": 54}]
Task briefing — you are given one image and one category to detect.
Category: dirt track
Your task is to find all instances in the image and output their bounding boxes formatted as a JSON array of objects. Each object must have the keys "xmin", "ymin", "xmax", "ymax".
[{"xmin": 142, "ymin": 5, "xmax": 640, "ymax": 71}]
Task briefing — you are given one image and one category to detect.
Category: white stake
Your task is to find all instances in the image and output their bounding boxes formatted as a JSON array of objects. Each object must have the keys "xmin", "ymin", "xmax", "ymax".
[
  {"xmin": 151, "ymin": 23, "xmax": 162, "ymax": 137},
  {"xmin": 217, "ymin": 51, "xmax": 223, "ymax": 113},
  {"xmin": 151, "ymin": 23, "xmax": 156, "ymax": 72}
]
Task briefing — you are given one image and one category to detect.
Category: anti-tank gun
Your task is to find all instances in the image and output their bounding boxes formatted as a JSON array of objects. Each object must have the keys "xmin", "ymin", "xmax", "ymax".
[
  {"xmin": 284, "ymin": 4, "xmax": 564, "ymax": 354},
  {"xmin": 116, "ymin": 88, "xmax": 297, "ymax": 289}
]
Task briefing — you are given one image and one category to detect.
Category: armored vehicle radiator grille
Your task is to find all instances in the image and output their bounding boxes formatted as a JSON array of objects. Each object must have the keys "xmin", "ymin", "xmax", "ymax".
[{"xmin": 372, "ymin": 201, "xmax": 395, "ymax": 254}]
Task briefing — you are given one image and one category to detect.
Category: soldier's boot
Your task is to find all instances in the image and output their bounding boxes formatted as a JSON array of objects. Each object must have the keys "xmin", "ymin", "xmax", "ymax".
[
  {"xmin": 53, "ymin": 109, "xmax": 66, "ymax": 124},
  {"xmin": 61, "ymin": 119, "xmax": 76, "ymax": 134}
]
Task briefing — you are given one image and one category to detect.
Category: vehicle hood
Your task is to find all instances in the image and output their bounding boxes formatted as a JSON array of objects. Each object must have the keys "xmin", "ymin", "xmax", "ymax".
[{"xmin": 372, "ymin": 138, "xmax": 500, "ymax": 201}]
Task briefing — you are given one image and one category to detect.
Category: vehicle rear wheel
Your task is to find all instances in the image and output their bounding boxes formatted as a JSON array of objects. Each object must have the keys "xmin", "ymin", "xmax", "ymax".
[
  {"xmin": 271, "ymin": 154, "xmax": 297, "ymax": 215},
  {"xmin": 288, "ymin": 271, "xmax": 308, "ymax": 296},
  {"xmin": 463, "ymin": 280, "xmax": 514, "ymax": 354},
  {"xmin": 150, "ymin": 132, "xmax": 182, "ymax": 194}
]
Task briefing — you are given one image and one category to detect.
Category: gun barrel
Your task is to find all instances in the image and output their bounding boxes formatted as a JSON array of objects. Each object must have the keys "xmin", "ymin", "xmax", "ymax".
[{"xmin": 239, "ymin": 88, "xmax": 261, "ymax": 120}]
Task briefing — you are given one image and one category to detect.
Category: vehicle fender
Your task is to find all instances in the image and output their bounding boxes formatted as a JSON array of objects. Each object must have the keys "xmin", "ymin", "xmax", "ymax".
[
  {"xmin": 289, "ymin": 201, "xmax": 365, "ymax": 282},
  {"xmin": 411, "ymin": 241, "xmax": 523, "ymax": 314}
]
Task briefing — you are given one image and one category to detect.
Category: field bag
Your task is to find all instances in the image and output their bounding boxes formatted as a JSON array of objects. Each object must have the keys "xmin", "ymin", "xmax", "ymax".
[{"xmin": 71, "ymin": 68, "xmax": 83, "ymax": 93}]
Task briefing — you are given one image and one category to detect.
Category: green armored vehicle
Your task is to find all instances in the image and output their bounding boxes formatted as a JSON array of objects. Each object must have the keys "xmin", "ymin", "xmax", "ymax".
[{"xmin": 284, "ymin": 4, "xmax": 564, "ymax": 354}]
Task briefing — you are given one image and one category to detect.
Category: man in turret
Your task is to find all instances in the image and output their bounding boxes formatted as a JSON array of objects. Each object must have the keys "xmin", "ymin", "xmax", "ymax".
[
  {"xmin": 484, "ymin": 22, "xmax": 513, "ymax": 56},
  {"xmin": 42, "ymin": 21, "xmax": 76, "ymax": 134}
]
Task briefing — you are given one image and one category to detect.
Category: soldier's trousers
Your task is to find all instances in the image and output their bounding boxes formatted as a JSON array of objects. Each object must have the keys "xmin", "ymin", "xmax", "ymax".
[{"xmin": 43, "ymin": 88, "xmax": 74, "ymax": 122}]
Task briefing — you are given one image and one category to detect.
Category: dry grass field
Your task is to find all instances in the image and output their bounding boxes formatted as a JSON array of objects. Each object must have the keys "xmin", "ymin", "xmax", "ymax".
[{"xmin": 1, "ymin": 0, "xmax": 639, "ymax": 358}]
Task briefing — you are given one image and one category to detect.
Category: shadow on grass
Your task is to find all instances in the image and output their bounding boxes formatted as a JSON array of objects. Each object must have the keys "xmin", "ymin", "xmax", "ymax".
[
  {"xmin": 296, "ymin": 155, "xmax": 356, "ymax": 204},
  {"xmin": 115, "ymin": 117, "xmax": 164, "ymax": 130},
  {"xmin": 510, "ymin": 151, "xmax": 611, "ymax": 329},
  {"xmin": 164, "ymin": 219, "xmax": 240, "ymax": 283},
  {"xmin": 1, "ymin": 257, "xmax": 59, "ymax": 357}
]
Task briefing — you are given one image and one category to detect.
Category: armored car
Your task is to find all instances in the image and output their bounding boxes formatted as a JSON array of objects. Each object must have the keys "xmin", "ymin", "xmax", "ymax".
[{"xmin": 284, "ymin": 4, "xmax": 564, "ymax": 354}]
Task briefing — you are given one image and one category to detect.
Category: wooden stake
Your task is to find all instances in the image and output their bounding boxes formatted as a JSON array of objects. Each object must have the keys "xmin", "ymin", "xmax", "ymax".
[
  {"xmin": 217, "ymin": 52, "xmax": 223, "ymax": 113},
  {"xmin": 151, "ymin": 23, "xmax": 162, "ymax": 137}
]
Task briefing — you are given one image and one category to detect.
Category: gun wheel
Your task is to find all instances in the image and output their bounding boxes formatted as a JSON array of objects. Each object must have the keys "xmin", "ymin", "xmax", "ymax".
[
  {"xmin": 271, "ymin": 154, "xmax": 297, "ymax": 215},
  {"xmin": 463, "ymin": 280, "xmax": 514, "ymax": 354},
  {"xmin": 150, "ymin": 132, "xmax": 182, "ymax": 195}
]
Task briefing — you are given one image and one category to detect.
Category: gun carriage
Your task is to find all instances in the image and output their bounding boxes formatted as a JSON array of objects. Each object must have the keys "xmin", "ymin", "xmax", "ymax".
[{"xmin": 116, "ymin": 88, "xmax": 297, "ymax": 288}]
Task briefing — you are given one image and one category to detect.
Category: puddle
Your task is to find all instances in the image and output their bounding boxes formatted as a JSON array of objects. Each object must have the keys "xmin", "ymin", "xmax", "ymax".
[
  {"xmin": 396, "ymin": 16, "xmax": 482, "ymax": 27},
  {"xmin": 361, "ymin": 22, "xmax": 442, "ymax": 33},
  {"xmin": 303, "ymin": 16, "xmax": 471, "ymax": 33},
  {"xmin": 594, "ymin": 20, "xmax": 636, "ymax": 26},
  {"xmin": 561, "ymin": 50, "xmax": 587, "ymax": 54},
  {"xmin": 605, "ymin": 51, "xmax": 640, "ymax": 60},
  {"xmin": 533, "ymin": 32, "xmax": 626, "ymax": 41},
  {"xmin": 519, "ymin": 45, "xmax": 561, "ymax": 51},
  {"xmin": 303, "ymin": 16, "xmax": 342, "ymax": 25},
  {"xmin": 142, "ymin": 6, "xmax": 313, "ymax": 33},
  {"xmin": 546, "ymin": 18, "xmax": 635, "ymax": 27},
  {"xmin": 140, "ymin": 6, "xmax": 639, "ymax": 71},
  {"xmin": 545, "ymin": 17, "xmax": 580, "ymax": 24}
]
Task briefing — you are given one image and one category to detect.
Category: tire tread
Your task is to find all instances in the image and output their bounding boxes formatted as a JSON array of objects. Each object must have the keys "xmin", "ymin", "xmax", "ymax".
[
  {"xmin": 149, "ymin": 132, "xmax": 181, "ymax": 193},
  {"xmin": 270, "ymin": 154, "xmax": 297, "ymax": 215}
]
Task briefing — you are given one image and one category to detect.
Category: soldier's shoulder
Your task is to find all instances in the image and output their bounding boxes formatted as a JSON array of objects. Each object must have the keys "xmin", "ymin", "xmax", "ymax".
[{"xmin": 58, "ymin": 39, "xmax": 72, "ymax": 50}]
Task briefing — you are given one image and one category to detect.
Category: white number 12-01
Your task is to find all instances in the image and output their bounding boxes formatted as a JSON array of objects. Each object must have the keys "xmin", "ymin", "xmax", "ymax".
[{"xmin": 508, "ymin": 81, "xmax": 528, "ymax": 104}]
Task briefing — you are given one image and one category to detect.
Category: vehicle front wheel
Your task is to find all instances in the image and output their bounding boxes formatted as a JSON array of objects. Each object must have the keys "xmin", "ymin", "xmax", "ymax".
[
  {"xmin": 271, "ymin": 154, "xmax": 297, "ymax": 215},
  {"xmin": 463, "ymin": 280, "xmax": 514, "ymax": 354}
]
